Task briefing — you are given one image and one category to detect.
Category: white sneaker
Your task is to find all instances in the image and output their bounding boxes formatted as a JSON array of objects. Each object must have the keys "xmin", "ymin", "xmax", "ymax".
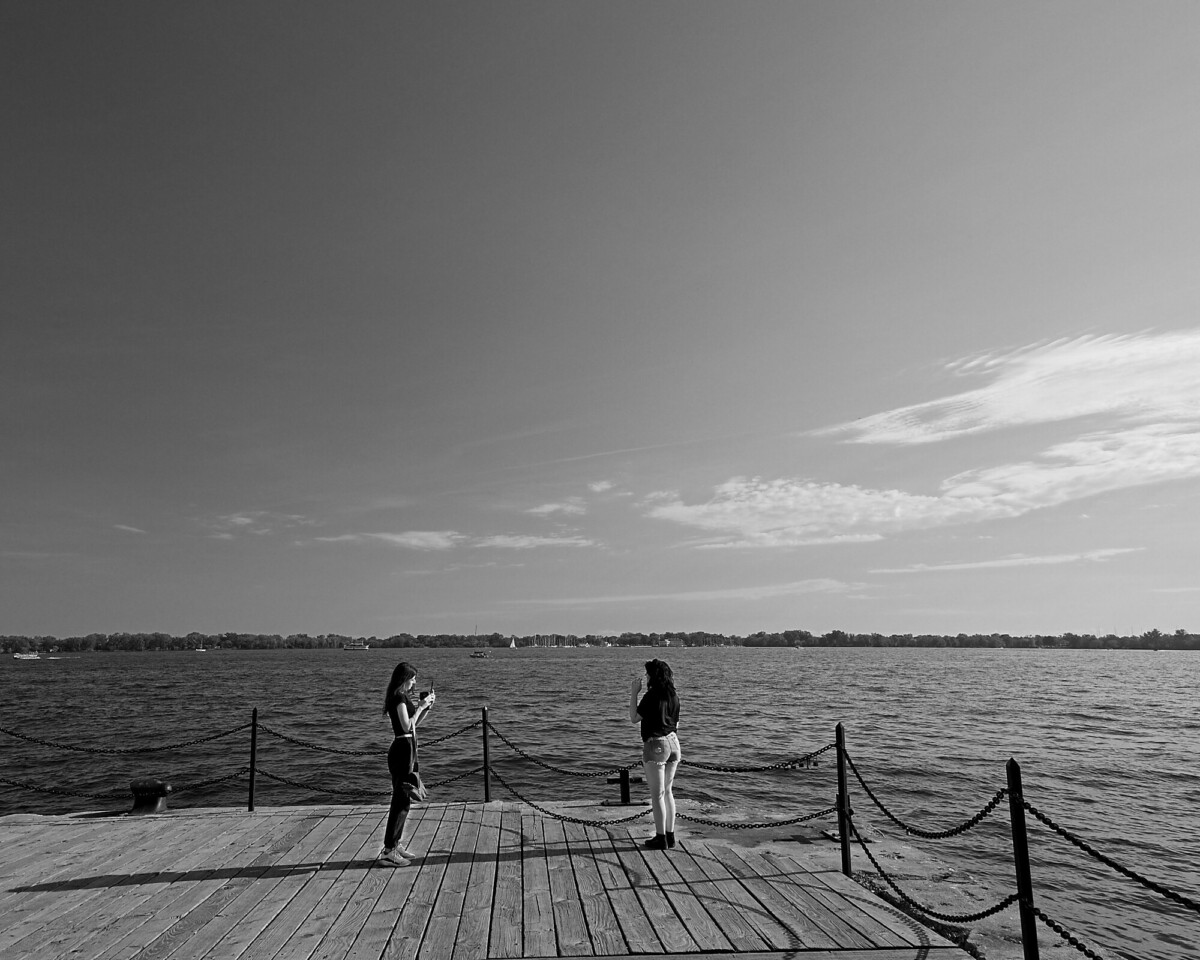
[
  {"xmin": 395, "ymin": 844, "xmax": 417, "ymax": 859},
  {"xmin": 377, "ymin": 848, "xmax": 409, "ymax": 867}
]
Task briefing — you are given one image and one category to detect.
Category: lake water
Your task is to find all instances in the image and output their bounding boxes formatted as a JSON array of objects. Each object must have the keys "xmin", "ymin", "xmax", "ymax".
[{"xmin": 3, "ymin": 646, "xmax": 1198, "ymax": 959}]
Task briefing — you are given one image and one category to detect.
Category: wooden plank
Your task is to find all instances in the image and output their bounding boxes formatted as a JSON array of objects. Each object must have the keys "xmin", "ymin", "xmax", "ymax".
[
  {"xmin": 88, "ymin": 812, "xmax": 334, "ymax": 960},
  {"xmin": 141, "ymin": 813, "xmax": 343, "ymax": 960},
  {"xmin": 23, "ymin": 811, "xmax": 288, "ymax": 960},
  {"xmin": 343, "ymin": 804, "xmax": 448, "ymax": 960},
  {"xmin": 303, "ymin": 807, "xmax": 404, "ymax": 960},
  {"xmin": 542, "ymin": 814, "xmax": 591, "ymax": 956},
  {"xmin": 2, "ymin": 813, "xmax": 257, "ymax": 959},
  {"xmin": 806, "ymin": 863, "xmax": 958, "ymax": 949},
  {"xmin": 582, "ymin": 821, "xmax": 664, "ymax": 954},
  {"xmin": 623, "ymin": 825, "xmax": 732, "ymax": 953},
  {"xmin": 0, "ymin": 815, "xmax": 188, "ymax": 915},
  {"xmin": 420, "ymin": 804, "xmax": 483, "ymax": 960},
  {"xmin": 270, "ymin": 813, "xmax": 383, "ymax": 960},
  {"xmin": 580, "ymin": 952, "xmax": 966, "ymax": 960},
  {"xmin": 664, "ymin": 838, "xmax": 771, "ymax": 952},
  {"xmin": 210, "ymin": 812, "xmax": 375, "ymax": 960},
  {"xmin": 681, "ymin": 838, "xmax": 814, "ymax": 951},
  {"xmin": 562, "ymin": 819, "xmax": 626, "ymax": 957},
  {"xmin": 609, "ymin": 826, "xmax": 697, "ymax": 953},
  {"xmin": 734, "ymin": 844, "xmax": 923, "ymax": 950},
  {"xmin": 451, "ymin": 804, "xmax": 502, "ymax": 960},
  {"xmin": 717, "ymin": 842, "xmax": 862, "ymax": 950},
  {"xmin": 488, "ymin": 805, "xmax": 525, "ymax": 959},
  {"xmin": 383, "ymin": 803, "xmax": 467, "ymax": 960},
  {"xmin": 521, "ymin": 812, "xmax": 558, "ymax": 957}
]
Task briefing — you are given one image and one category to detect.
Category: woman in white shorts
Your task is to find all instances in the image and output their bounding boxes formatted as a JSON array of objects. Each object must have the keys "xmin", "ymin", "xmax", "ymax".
[{"xmin": 629, "ymin": 658, "xmax": 681, "ymax": 850}]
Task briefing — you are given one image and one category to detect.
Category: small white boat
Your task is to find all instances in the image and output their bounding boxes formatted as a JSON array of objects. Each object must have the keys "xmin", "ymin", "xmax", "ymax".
[
  {"xmin": 13, "ymin": 652, "xmax": 41, "ymax": 660},
  {"xmin": 344, "ymin": 639, "xmax": 370, "ymax": 651},
  {"xmin": 470, "ymin": 649, "xmax": 490, "ymax": 659}
]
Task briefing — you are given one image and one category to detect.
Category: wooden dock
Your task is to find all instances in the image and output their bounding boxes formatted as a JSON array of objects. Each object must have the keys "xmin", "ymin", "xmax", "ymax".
[{"xmin": 0, "ymin": 801, "xmax": 968, "ymax": 960}]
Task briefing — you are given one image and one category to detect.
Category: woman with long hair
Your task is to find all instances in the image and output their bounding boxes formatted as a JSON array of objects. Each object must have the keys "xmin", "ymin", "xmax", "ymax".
[
  {"xmin": 629, "ymin": 658, "xmax": 681, "ymax": 850},
  {"xmin": 378, "ymin": 661, "xmax": 435, "ymax": 866}
]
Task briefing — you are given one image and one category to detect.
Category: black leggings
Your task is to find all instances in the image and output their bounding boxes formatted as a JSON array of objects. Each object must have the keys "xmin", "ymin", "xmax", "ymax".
[{"xmin": 384, "ymin": 736, "xmax": 416, "ymax": 849}]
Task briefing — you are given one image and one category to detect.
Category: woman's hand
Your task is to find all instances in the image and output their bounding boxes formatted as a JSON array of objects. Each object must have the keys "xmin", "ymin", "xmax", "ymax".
[{"xmin": 630, "ymin": 674, "xmax": 642, "ymax": 693}]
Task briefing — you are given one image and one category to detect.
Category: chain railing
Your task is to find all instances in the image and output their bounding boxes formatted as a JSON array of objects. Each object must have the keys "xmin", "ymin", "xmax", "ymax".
[
  {"xmin": 834, "ymin": 724, "xmax": 1200, "ymax": 960},
  {"xmin": 0, "ymin": 722, "xmax": 251, "ymax": 754},
  {"xmin": 7, "ymin": 708, "xmax": 1197, "ymax": 960}
]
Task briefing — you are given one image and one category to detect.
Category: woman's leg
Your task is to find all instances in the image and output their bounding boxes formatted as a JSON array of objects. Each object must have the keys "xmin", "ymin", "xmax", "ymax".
[
  {"xmin": 384, "ymin": 739, "xmax": 413, "ymax": 851},
  {"xmin": 643, "ymin": 761, "xmax": 666, "ymax": 835},
  {"xmin": 662, "ymin": 758, "xmax": 678, "ymax": 834}
]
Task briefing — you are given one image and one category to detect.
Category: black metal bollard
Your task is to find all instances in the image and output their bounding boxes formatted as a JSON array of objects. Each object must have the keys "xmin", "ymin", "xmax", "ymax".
[
  {"xmin": 248, "ymin": 707, "xmax": 257, "ymax": 812},
  {"xmin": 1007, "ymin": 758, "xmax": 1040, "ymax": 960},
  {"xmin": 602, "ymin": 767, "xmax": 646, "ymax": 806},
  {"xmin": 835, "ymin": 722, "xmax": 852, "ymax": 876},
  {"xmin": 129, "ymin": 778, "xmax": 172, "ymax": 815},
  {"xmin": 482, "ymin": 706, "xmax": 491, "ymax": 802}
]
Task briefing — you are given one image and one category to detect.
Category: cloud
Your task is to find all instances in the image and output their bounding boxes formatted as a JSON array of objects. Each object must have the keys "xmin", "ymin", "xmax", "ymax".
[
  {"xmin": 474, "ymin": 534, "xmax": 594, "ymax": 549},
  {"xmin": 822, "ymin": 331, "xmax": 1200, "ymax": 445},
  {"xmin": 872, "ymin": 548, "xmax": 1142, "ymax": 574},
  {"xmin": 205, "ymin": 511, "xmax": 314, "ymax": 538},
  {"xmin": 527, "ymin": 497, "xmax": 587, "ymax": 516},
  {"xmin": 367, "ymin": 531, "xmax": 464, "ymax": 550},
  {"xmin": 313, "ymin": 531, "xmax": 592, "ymax": 551},
  {"xmin": 650, "ymin": 330, "xmax": 1200, "ymax": 547},
  {"xmin": 589, "ymin": 480, "xmax": 614, "ymax": 493},
  {"xmin": 644, "ymin": 477, "xmax": 1018, "ymax": 547},
  {"xmin": 113, "ymin": 524, "xmax": 146, "ymax": 534},
  {"xmin": 509, "ymin": 578, "xmax": 855, "ymax": 606}
]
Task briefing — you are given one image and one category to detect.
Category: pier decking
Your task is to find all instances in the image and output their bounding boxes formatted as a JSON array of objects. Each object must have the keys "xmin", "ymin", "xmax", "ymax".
[{"xmin": 0, "ymin": 802, "xmax": 967, "ymax": 960}]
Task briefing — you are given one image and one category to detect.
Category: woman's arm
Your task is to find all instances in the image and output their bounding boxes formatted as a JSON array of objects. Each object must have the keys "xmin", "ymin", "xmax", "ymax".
[
  {"xmin": 628, "ymin": 677, "xmax": 643, "ymax": 725},
  {"xmin": 412, "ymin": 690, "xmax": 436, "ymax": 728}
]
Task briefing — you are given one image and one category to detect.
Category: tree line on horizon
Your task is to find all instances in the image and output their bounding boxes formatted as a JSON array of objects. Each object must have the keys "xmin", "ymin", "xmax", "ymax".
[{"xmin": 3, "ymin": 627, "xmax": 1196, "ymax": 654}]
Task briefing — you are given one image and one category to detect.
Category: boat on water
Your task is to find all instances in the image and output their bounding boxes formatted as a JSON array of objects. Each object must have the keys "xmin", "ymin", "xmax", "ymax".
[
  {"xmin": 344, "ymin": 639, "xmax": 370, "ymax": 651},
  {"xmin": 470, "ymin": 649, "xmax": 490, "ymax": 659},
  {"xmin": 13, "ymin": 652, "xmax": 41, "ymax": 660},
  {"xmin": 509, "ymin": 637, "xmax": 516, "ymax": 649}
]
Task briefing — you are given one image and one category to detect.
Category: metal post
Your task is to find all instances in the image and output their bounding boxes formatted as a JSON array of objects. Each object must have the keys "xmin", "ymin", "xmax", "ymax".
[
  {"xmin": 835, "ymin": 722, "xmax": 852, "ymax": 876},
  {"xmin": 248, "ymin": 707, "xmax": 257, "ymax": 812},
  {"xmin": 1007, "ymin": 758, "xmax": 1040, "ymax": 960},
  {"xmin": 482, "ymin": 706, "xmax": 491, "ymax": 802}
]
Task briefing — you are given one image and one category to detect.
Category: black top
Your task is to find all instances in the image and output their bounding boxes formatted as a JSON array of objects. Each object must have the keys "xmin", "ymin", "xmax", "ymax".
[
  {"xmin": 637, "ymin": 686, "xmax": 679, "ymax": 741},
  {"xmin": 387, "ymin": 692, "xmax": 418, "ymax": 738}
]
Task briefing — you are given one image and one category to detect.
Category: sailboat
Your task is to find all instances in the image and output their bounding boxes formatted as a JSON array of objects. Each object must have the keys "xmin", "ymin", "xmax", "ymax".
[{"xmin": 509, "ymin": 637, "xmax": 516, "ymax": 649}]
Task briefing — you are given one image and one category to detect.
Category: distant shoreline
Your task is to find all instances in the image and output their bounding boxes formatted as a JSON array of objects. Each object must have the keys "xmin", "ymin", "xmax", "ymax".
[{"xmin": 5, "ymin": 627, "xmax": 1196, "ymax": 655}]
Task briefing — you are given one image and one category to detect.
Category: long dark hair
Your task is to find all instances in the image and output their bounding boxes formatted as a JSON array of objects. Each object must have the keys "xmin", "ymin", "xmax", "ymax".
[
  {"xmin": 644, "ymin": 658, "xmax": 676, "ymax": 696},
  {"xmin": 383, "ymin": 661, "xmax": 418, "ymax": 714}
]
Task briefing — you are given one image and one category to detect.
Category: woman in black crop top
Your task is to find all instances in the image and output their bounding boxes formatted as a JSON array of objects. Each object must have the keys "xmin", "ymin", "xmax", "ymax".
[
  {"xmin": 378, "ymin": 661, "xmax": 435, "ymax": 866},
  {"xmin": 629, "ymin": 658, "xmax": 681, "ymax": 850}
]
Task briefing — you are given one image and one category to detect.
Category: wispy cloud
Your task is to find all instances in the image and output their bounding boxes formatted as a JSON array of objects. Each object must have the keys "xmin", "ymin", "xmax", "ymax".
[
  {"xmin": 473, "ymin": 534, "xmax": 594, "ymax": 549},
  {"xmin": 204, "ymin": 511, "xmax": 315, "ymax": 539},
  {"xmin": 643, "ymin": 477, "xmax": 1015, "ymax": 547},
  {"xmin": 508, "ymin": 578, "xmax": 856, "ymax": 606},
  {"xmin": 589, "ymin": 480, "xmax": 615, "ymax": 493},
  {"xmin": 652, "ymin": 330, "xmax": 1200, "ymax": 547},
  {"xmin": 872, "ymin": 548, "xmax": 1142, "ymax": 574},
  {"xmin": 313, "ymin": 531, "xmax": 593, "ymax": 551},
  {"xmin": 114, "ymin": 524, "xmax": 146, "ymax": 534},
  {"xmin": 527, "ymin": 497, "xmax": 586, "ymax": 517},
  {"xmin": 821, "ymin": 331, "xmax": 1200, "ymax": 445}
]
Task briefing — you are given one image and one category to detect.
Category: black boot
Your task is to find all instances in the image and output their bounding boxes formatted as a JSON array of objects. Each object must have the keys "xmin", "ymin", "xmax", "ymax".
[
  {"xmin": 666, "ymin": 831, "xmax": 675, "ymax": 848},
  {"xmin": 643, "ymin": 834, "xmax": 667, "ymax": 850}
]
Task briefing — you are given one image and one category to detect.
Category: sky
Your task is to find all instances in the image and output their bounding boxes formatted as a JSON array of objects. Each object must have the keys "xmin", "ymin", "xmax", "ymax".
[{"xmin": 4, "ymin": 1, "xmax": 1200, "ymax": 639}]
